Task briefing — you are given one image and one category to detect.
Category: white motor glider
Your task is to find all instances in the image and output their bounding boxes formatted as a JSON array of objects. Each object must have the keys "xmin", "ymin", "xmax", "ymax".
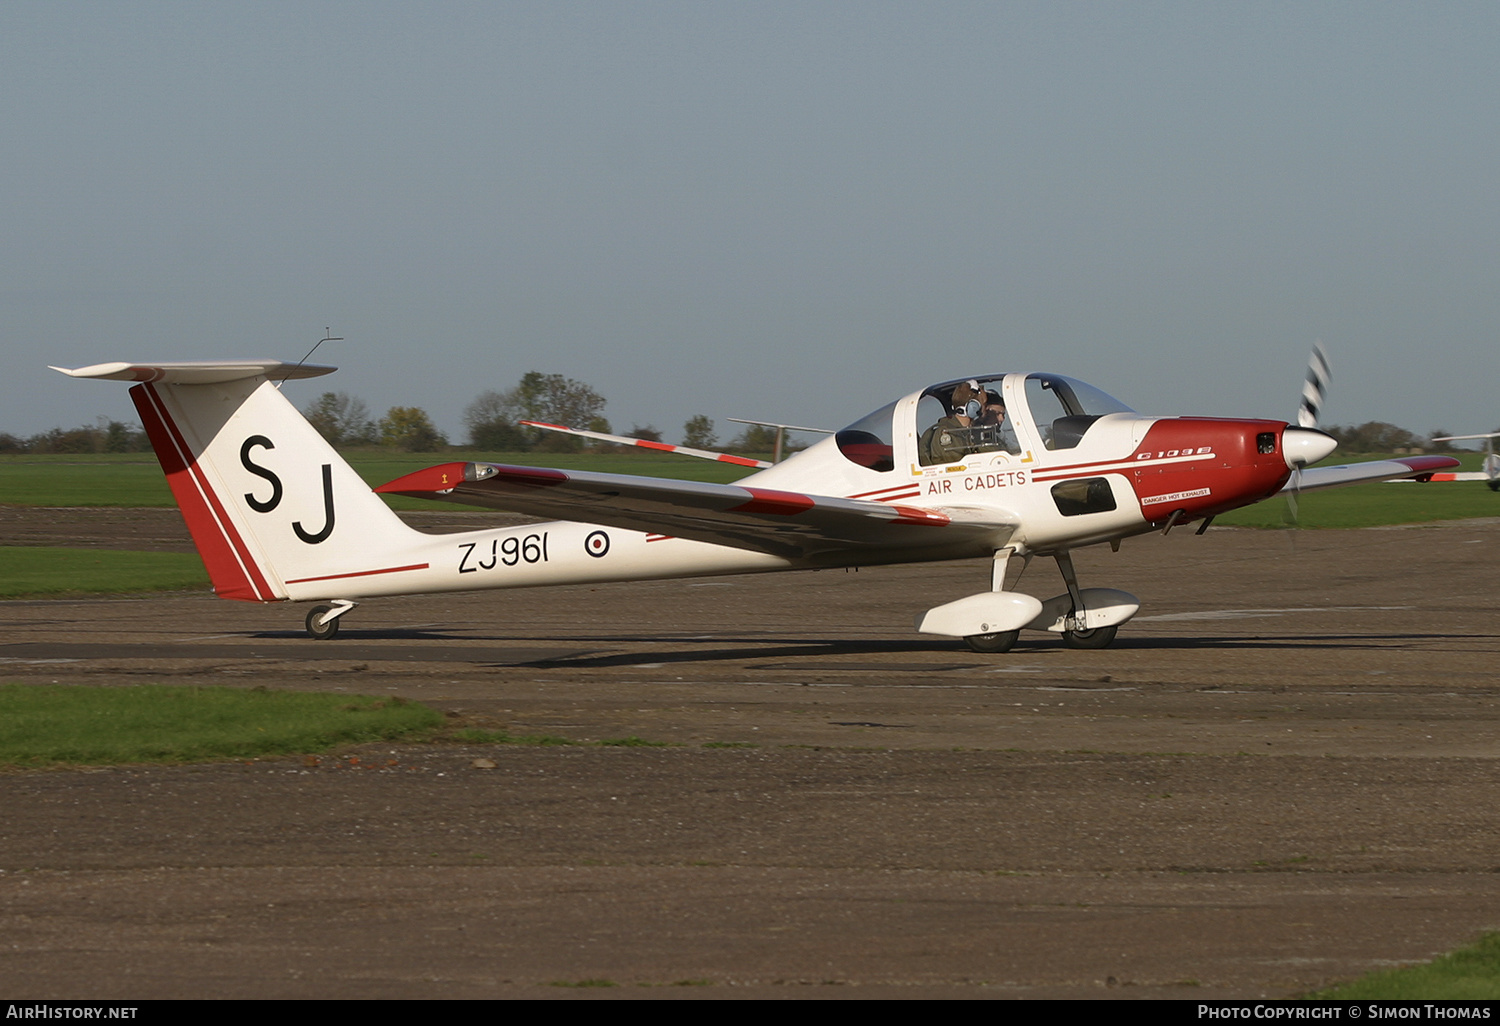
[
  {"xmin": 54, "ymin": 359, "xmax": 1460, "ymax": 651},
  {"xmin": 1419, "ymin": 433, "xmax": 1500, "ymax": 490}
]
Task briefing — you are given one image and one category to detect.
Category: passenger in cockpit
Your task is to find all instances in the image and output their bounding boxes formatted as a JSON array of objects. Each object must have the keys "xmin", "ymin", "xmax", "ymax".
[{"xmin": 976, "ymin": 397, "xmax": 1018, "ymax": 454}]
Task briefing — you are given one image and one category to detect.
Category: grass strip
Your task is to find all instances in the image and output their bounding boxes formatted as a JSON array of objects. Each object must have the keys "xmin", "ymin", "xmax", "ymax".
[
  {"xmin": 0, "ymin": 450, "xmax": 751, "ymax": 510},
  {"xmin": 0, "ymin": 684, "xmax": 444, "ymax": 767},
  {"xmin": 1310, "ymin": 932, "xmax": 1500, "ymax": 999},
  {"xmin": 1215, "ymin": 479, "xmax": 1500, "ymax": 529},
  {"xmin": 0, "ymin": 547, "xmax": 210, "ymax": 598},
  {"xmin": 7, "ymin": 450, "xmax": 1499, "ymax": 525}
]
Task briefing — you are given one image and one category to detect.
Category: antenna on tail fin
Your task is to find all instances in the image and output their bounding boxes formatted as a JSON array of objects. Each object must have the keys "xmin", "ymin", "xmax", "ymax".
[{"xmin": 277, "ymin": 328, "xmax": 343, "ymax": 388}]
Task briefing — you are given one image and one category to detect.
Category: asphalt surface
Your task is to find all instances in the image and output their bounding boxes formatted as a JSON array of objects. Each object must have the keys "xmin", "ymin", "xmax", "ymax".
[{"xmin": 3, "ymin": 512, "xmax": 1500, "ymax": 998}]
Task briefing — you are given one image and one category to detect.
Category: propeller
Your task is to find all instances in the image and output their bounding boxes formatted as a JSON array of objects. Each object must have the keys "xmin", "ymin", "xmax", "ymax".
[
  {"xmin": 1284, "ymin": 342, "xmax": 1335, "ymax": 527},
  {"xmin": 1297, "ymin": 341, "xmax": 1330, "ymax": 429}
]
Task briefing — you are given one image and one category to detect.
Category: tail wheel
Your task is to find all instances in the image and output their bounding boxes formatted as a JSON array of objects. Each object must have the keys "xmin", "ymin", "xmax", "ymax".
[
  {"xmin": 1062, "ymin": 625, "xmax": 1117, "ymax": 649},
  {"xmin": 965, "ymin": 630, "xmax": 1019, "ymax": 654},
  {"xmin": 305, "ymin": 605, "xmax": 340, "ymax": 640}
]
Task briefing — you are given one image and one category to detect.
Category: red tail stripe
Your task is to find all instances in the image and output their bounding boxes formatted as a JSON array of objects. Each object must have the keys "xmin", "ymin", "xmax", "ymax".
[{"xmin": 133, "ymin": 383, "xmax": 276, "ymax": 602}]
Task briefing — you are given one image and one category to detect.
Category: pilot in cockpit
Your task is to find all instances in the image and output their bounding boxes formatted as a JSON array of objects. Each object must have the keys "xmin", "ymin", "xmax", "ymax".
[
  {"xmin": 921, "ymin": 380, "xmax": 985, "ymax": 465},
  {"xmin": 920, "ymin": 380, "xmax": 1020, "ymax": 465}
]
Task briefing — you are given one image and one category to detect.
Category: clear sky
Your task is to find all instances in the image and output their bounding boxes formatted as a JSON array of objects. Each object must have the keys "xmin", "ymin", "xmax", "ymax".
[{"xmin": 6, "ymin": 1, "xmax": 1498, "ymax": 444}]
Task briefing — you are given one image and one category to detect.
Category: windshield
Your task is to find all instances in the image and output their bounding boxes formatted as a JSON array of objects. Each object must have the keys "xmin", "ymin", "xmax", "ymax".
[{"xmin": 1023, "ymin": 374, "xmax": 1134, "ymax": 450}]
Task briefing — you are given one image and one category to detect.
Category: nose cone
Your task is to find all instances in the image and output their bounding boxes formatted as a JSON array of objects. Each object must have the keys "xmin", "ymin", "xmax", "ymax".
[{"xmin": 1283, "ymin": 427, "xmax": 1337, "ymax": 468}]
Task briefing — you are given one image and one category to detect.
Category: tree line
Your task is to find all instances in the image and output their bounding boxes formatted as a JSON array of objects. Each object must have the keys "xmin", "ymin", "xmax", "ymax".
[
  {"xmin": 0, "ymin": 420, "xmax": 152, "ymax": 455},
  {"xmin": 0, "ymin": 371, "xmax": 758, "ymax": 455},
  {"xmin": 1321, "ymin": 422, "xmax": 1460, "ymax": 454},
  {"xmin": 302, "ymin": 371, "xmax": 785, "ymax": 454},
  {"xmin": 2, "ymin": 376, "xmax": 1466, "ymax": 457}
]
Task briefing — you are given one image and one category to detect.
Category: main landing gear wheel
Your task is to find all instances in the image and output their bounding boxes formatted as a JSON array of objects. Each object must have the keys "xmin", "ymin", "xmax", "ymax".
[
  {"xmin": 1062, "ymin": 624, "xmax": 1117, "ymax": 650},
  {"xmin": 305, "ymin": 605, "xmax": 340, "ymax": 641},
  {"xmin": 964, "ymin": 630, "xmax": 1019, "ymax": 654}
]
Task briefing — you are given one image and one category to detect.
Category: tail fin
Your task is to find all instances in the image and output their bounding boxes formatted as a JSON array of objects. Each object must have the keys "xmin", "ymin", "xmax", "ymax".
[{"xmin": 54, "ymin": 361, "xmax": 421, "ymax": 602}]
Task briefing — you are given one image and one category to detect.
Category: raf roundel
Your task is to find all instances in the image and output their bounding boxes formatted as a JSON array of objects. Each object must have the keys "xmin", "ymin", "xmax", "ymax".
[{"xmin": 584, "ymin": 530, "xmax": 610, "ymax": 558}]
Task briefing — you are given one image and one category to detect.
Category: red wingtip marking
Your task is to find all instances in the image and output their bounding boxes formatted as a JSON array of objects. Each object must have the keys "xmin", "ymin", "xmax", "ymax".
[
  {"xmin": 729, "ymin": 487, "xmax": 816, "ymax": 516},
  {"xmin": 377, "ymin": 463, "xmax": 570, "ymax": 495},
  {"xmin": 519, "ymin": 420, "xmax": 569, "ymax": 431},
  {"xmin": 637, "ymin": 439, "xmax": 674, "ymax": 452},
  {"xmin": 889, "ymin": 505, "xmax": 950, "ymax": 526},
  {"xmin": 375, "ymin": 463, "xmax": 472, "ymax": 494},
  {"xmin": 1393, "ymin": 455, "xmax": 1463, "ymax": 473},
  {"xmin": 716, "ymin": 454, "xmax": 763, "ymax": 467}
]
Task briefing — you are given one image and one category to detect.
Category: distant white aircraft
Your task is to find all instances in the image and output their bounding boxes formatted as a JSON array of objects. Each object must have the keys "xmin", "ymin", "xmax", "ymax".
[
  {"xmin": 1425, "ymin": 433, "xmax": 1500, "ymax": 490},
  {"xmin": 54, "ymin": 358, "xmax": 1458, "ymax": 652}
]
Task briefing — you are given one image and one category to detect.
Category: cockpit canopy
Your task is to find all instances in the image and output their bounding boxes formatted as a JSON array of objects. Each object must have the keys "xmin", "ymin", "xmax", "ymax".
[
  {"xmin": 835, "ymin": 399, "xmax": 899, "ymax": 472},
  {"xmin": 835, "ymin": 373, "xmax": 1135, "ymax": 473}
]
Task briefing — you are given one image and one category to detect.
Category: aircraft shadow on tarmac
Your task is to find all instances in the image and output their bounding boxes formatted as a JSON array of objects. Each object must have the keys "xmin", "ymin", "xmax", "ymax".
[
  {"xmin": 500, "ymin": 633, "xmax": 1474, "ymax": 669},
  {"xmin": 2, "ymin": 630, "xmax": 1471, "ymax": 671},
  {"xmin": 226, "ymin": 626, "xmax": 1479, "ymax": 668}
]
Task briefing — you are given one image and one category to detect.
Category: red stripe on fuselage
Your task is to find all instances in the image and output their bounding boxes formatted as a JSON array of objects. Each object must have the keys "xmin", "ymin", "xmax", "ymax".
[
  {"xmin": 849, "ymin": 484, "xmax": 920, "ymax": 499},
  {"xmin": 284, "ymin": 563, "xmax": 429, "ymax": 585},
  {"xmin": 131, "ymin": 383, "xmax": 277, "ymax": 602}
]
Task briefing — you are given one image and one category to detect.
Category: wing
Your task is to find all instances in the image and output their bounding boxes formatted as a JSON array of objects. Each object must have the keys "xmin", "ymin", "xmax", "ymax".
[
  {"xmin": 1281, "ymin": 455, "xmax": 1463, "ymax": 494},
  {"xmin": 519, "ymin": 420, "xmax": 771, "ymax": 468},
  {"xmin": 376, "ymin": 461, "xmax": 1015, "ymax": 560}
]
